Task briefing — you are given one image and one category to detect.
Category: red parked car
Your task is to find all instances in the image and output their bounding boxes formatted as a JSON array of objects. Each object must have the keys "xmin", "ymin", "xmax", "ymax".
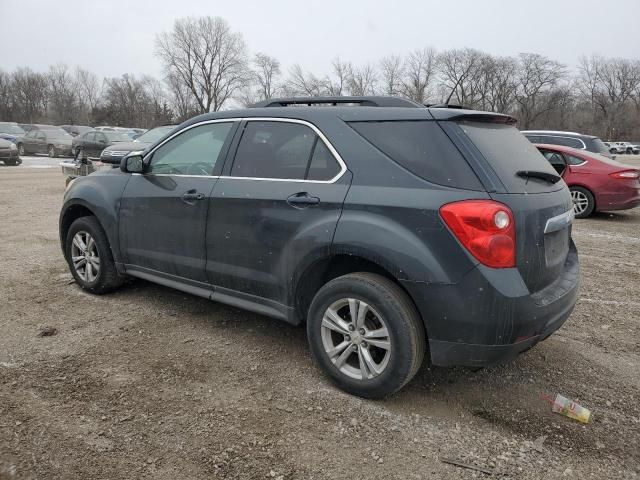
[{"xmin": 535, "ymin": 144, "xmax": 640, "ymax": 218}]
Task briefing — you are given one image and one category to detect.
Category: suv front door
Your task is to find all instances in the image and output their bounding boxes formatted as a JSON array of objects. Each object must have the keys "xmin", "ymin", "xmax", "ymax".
[
  {"xmin": 206, "ymin": 119, "xmax": 351, "ymax": 311},
  {"xmin": 119, "ymin": 120, "xmax": 237, "ymax": 285}
]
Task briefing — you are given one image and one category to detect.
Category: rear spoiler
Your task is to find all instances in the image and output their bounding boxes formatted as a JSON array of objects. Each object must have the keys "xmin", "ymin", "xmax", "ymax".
[{"xmin": 428, "ymin": 109, "xmax": 517, "ymax": 125}]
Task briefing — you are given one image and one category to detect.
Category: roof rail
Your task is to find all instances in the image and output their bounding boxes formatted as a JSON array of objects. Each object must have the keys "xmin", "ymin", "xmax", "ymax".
[
  {"xmin": 250, "ymin": 96, "xmax": 423, "ymax": 108},
  {"xmin": 424, "ymin": 103, "xmax": 465, "ymax": 109}
]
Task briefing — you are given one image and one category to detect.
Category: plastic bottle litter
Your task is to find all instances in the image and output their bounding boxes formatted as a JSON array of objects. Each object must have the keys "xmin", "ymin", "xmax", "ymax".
[{"xmin": 542, "ymin": 393, "xmax": 591, "ymax": 424}]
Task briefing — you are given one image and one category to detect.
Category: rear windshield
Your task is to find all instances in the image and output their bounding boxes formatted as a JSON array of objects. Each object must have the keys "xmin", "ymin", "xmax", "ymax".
[
  {"xmin": 588, "ymin": 137, "xmax": 609, "ymax": 155},
  {"xmin": 348, "ymin": 120, "xmax": 482, "ymax": 190},
  {"xmin": 458, "ymin": 121, "xmax": 562, "ymax": 193}
]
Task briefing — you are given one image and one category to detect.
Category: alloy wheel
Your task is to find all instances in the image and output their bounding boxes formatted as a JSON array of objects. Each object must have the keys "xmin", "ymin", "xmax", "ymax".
[
  {"xmin": 571, "ymin": 190, "xmax": 589, "ymax": 216},
  {"xmin": 70, "ymin": 231, "xmax": 100, "ymax": 282},
  {"xmin": 48, "ymin": 146, "xmax": 55, "ymax": 158},
  {"xmin": 320, "ymin": 298, "xmax": 391, "ymax": 380}
]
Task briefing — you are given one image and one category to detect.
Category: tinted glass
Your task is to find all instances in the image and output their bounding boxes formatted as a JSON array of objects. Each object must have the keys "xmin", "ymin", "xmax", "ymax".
[
  {"xmin": 458, "ymin": 121, "xmax": 561, "ymax": 193},
  {"xmin": 349, "ymin": 120, "xmax": 481, "ymax": 190},
  {"xmin": 0, "ymin": 124, "xmax": 25, "ymax": 135},
  {"xmin": 84, "ymin": 132, "xmax": 95, "ymax": 142},
  {"xmin": 136, "ymin": 126, "xmax": 174, "ymax": 143},
  {"xmin": 231, "ymin": 121, "xmax": 316, "ymax": 180},
  {"xmin": 541, "ymin": 151, "xmax": 566, "ymax": 175},
  {"xmin": 149, "ymin": 122, "xmax": 233, "ymax": 175},
  {"xmin": 307, "ymin": 140, "xmax": 341, "ymax": 181},
  {"xmin": 540, "ymin": 135, "xmax": 583, "ymax": 149},
  {"xmin": 104, "ymin": 132, "xmax": 131, "ymax": 142},
  {"xmin": 46, "ymin": 129, "xmax": 71, "ymax": 140},
  {"xmin": 589, "ymin": 138, "xmax": 609, "ymax": 155}
]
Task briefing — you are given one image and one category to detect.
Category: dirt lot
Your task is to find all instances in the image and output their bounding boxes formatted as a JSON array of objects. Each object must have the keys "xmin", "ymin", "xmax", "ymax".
[{"xmin": 1, "ymin": 158, "xmax": 639, "ymax": 479}]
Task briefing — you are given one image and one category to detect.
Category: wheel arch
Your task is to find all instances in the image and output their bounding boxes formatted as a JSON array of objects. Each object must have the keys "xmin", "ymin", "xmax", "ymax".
[{"xmin": 292, "ymin": 253, "xmax": 429, "ymax": 341}]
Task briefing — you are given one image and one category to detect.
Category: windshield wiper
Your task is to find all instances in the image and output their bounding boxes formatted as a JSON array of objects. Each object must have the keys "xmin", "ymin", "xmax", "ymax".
[{"xmin": 516, "ymin": 170, "xmax": 562, "ymax": 184}]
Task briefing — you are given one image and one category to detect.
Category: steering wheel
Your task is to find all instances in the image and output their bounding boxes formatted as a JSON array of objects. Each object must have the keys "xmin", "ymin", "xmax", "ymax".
[{"xmin": 186, "ymin": 162, "xmax": 212, "ymax": 176}]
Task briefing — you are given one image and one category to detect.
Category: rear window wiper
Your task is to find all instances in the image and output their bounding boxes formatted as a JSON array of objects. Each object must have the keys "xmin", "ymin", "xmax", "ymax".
[{"xmin": 516, "ymin": 170, "xmax": 562, "ymax": 184}]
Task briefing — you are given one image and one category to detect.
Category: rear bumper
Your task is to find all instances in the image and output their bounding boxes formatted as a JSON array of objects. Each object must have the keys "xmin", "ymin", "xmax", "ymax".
[
  {"xmin": 402, "ymin": 241, "xmax": 580, "ymax": 367},
  {"xmin": 595, "ymin": 183, "xmax": 640, "ymax": 212}
]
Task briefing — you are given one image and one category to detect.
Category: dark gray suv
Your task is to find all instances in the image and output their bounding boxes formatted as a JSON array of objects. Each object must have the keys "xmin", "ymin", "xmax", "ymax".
[{"xmin": 59, "ymin": 96, "xmax": 579, "ymax": 398}]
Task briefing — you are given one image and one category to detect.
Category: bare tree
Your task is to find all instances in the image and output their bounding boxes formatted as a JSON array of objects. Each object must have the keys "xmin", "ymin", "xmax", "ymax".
[
  {"xmin": 515, "ymin": 53, "xmax": 567, "ymax": 129},
  {"xmin": 75, "ymin": 67, "xmax": 101, "ymax": 114},
  {"xmin": 401, "ymin": 48, "xmax": 437, "ymax": 104},
  {"xmin": 11, "ymin": 68, "xmax": 48, "ymax": 123},
  {"xmin": 156, "ymin": 16, "xmax": 249, "ymax": 113},
  {"xmin": 380, "ymin": 55, "xmax": 404, "ymax": 96},
  {"xmin": 325, "ymin": 58, "xmax": 352, "ymax": 96},
  {"xmin": 0, "ymin": 70, "xmax": 14, "ymax": 120},
  {"xmin": 577, "ymin": 55, "xmax": 640, "ymax": 139},
  {"xmin": 347, "ymin": 63, "xmax": 378, "ymax": 96},
  {"xmin": 47, "ymin": 64, "xmax": 80, "ymax": 124},
  {"xmin": 284, "ymin": 64, "xmax": 327, "ymax": 96},
  {"xmin": 253, "ymin": 53, "xmax": 281, "ymax": 100},
  {"xmin": 165, "ymin": 72, "xmax": 198, "ymax": 121},
  {"xmin": 438, "ymin": 48, "xmax": 483, "ymax": 106}
]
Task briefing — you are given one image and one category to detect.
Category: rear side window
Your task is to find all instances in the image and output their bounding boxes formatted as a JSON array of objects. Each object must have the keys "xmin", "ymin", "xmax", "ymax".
[
  {"xmin": 349, "ymin": 120, "xmax": 481, "ymax": 190},
  {"xmin": 566, "ymin": 154, "xmax": 586, "ymax": 165},
  {"xmin": 541, "ymin": 136, "xmax": 584, "ymax": 149},
  {"xmin": 588, "ymin": 138, "xmax": 609, "ymax": 155},
  {"xmin": 231, "ymin": 121, "xmax": 342, "ymax": 181},
  {"xmin": 458, "ymin": 122, "xmax": 562, "ymax": 193}
]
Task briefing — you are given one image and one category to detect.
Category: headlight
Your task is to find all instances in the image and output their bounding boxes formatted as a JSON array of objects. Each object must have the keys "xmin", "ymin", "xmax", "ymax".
[{"xmin": 10, "ymin": 143, "xmax": 17, "ymax": 150}]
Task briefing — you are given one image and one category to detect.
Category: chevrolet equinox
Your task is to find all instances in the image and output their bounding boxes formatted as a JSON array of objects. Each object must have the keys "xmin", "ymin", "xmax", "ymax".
[{"xmin": 59, "ymin": 96, "xmax": 579, "ymax": 398}]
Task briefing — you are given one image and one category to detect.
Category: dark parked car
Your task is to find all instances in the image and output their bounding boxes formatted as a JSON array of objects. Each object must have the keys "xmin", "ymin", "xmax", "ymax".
[
  {"xmin": 0, "ymin": 138, "xmax": 21, "ymax": 165},
  {"xmin": 17, "ymin": 126, "xmax": 73, "ymax": 157},
  {"xmin": 99, "ymin": 125, "xmax": 176, "ymax": 164},
  {"xmin": 522, "ymin": 130, "xmax": 612, "ymax": 158},
  {"xmin": 0, "ymin": 122, "xmax": 26, "ymax": 144},
  {"xmin": 60, "ymin": 125, "xmax": 93, "ymax": 137},
  {"xmin": 59, "ymin": 96, "xmax": 579, "ymax": 398},
  {"xmin": 536, "ymin": 143, "xmax": 640, "ymax": 217},
  {"xmin": 72, "ymin": 130, "xmax": 132, "ymax": 159}
]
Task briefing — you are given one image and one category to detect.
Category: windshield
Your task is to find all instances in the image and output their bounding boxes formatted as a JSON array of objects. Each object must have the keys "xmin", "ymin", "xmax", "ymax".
[
  {"xmin": 0, "ymin": 124, "xmax": 25, "ymax": 135},
  {"xmin": 457, "ymin": 120, "xmax": 562, "ymax": 193},
  {"xmin": 104, "ymin": 132, "xmax": 132, "ymax": 142},
  {"xmin": 46, "ymin": 129, "xmax": 72, "ymax": 139},
  {"xmin": 135, "ymin": 126, "xmax": 174, "ymax": 143}
]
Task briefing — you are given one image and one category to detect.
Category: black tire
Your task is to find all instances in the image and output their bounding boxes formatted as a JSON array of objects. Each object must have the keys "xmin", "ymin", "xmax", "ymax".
[
  {"xmin": 65, "ymin": 216, "xmax": 125, "ymax": 294},
  {"xmin": 17, "ymin": 143, "xmax": 25, "ymax": 156},
  {"xmin": 4, "ymin": 159, "xmax": 17, "ymax": 166},
  {"xmin": 307, "ymin": 272, "xmax": 426, "ymax": 399},
  {"xmin": 48, "ymin": 145, "xmax": 56, "ymax": 158},
  {"xmin": 570, "ymin": 186, "xmax": 595, "ymax": 218}
]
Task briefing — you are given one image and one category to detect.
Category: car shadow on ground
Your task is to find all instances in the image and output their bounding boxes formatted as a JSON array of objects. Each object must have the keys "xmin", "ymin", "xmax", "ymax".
[{"xmin": 587, "ymin": 211, "xmax": 640, "ymax": 222}]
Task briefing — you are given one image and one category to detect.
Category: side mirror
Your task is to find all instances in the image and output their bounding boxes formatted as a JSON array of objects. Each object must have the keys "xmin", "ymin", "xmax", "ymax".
[{"xmin": 121, "ymin": 154, "xmax": 144, "ymax": 173}]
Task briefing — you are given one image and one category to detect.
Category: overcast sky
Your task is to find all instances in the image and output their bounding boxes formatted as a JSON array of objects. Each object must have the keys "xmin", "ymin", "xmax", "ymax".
[{"xmin": 2, "ymin": 0, "xmax": 640, "ymax": 79}]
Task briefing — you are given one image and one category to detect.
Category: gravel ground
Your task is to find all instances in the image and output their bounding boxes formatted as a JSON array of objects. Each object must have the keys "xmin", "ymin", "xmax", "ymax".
[{"xmin": 1, "ymin": 158, "xmax": 639, "ymax": 479}]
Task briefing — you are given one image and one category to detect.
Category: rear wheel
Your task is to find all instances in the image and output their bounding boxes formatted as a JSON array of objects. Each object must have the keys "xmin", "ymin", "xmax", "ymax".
[
  {"xmin": 570, "ymin": 186, "xmax": 595, "ymax": 218},
  {"xmin": 17, "ymin": 143, "xmax": 25, "ymax": 156},
  {"xmin": 65, "ymin": 216, "xmax": 125, "ymax": 294},
  {"xmin": 307, "ymin": 272, "xmax": 426, "ymax": 399},
  {"xmin": 48, "ymin": 145, "xmax": 56, "ymax": 158},
  {"xmin": 4, "ymin": 159, "xmax": 17, "ymax": 166}
]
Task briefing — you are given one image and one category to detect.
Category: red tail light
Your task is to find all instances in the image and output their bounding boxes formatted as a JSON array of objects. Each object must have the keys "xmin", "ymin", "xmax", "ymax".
[
  {"xmin": 610, "ymin": 170, "xmax": 640, "ymax": 180},
  {"xmin": 440, "ymin": 200, "xmax": 516, "ymax": 268}
]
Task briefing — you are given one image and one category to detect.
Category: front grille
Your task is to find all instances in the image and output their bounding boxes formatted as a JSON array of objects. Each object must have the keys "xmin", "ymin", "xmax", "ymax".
[{"xmin": 102, "ymin": 150, "xmax": 129, "ymax": 157}]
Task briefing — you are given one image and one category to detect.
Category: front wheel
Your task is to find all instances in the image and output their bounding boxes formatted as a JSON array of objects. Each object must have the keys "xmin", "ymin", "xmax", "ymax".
[
  {"xmin": 65, "ymin": 216, "xmax": 125, "ymax": 294},
  {"xmin": 307, "ymin": 272, "xmax": 426, "ymax": 399},
  {"xmin": 570, "ymin": 186, "xmax": 595, "ymax": 218},
  {"xmin": 4, "ymin": 159, "xmax": 17, "ymax": 166}
]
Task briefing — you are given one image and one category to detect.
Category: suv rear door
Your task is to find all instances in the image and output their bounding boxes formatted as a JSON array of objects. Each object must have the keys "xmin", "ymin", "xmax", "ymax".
[
  {"xmin": 206, "ymin": 119, "xmax": 350, "ymax": 309},
  {"xmin": 118, "ymin": 120, "xmax": 237, "ymax": 284},
  {"xmin": 447, "ymin": 119, "xmax": 575, "ymax": 293}
]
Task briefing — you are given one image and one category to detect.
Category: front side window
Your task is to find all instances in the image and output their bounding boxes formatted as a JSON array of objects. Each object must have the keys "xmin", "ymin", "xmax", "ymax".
[
  {"xmin": 541, "ymin": 150, "xmax": 566, "ymax": 175},
  {"xmin": 84, "ymin": 132, "xmax": 95, "ymax": 142},
  {"xmin": 148, "ymin": 122, "xmax": 233, "ymax": 176},
  {"xmin": 231, "ymin": 121, "xmax": 341, "ymax": 181}
]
